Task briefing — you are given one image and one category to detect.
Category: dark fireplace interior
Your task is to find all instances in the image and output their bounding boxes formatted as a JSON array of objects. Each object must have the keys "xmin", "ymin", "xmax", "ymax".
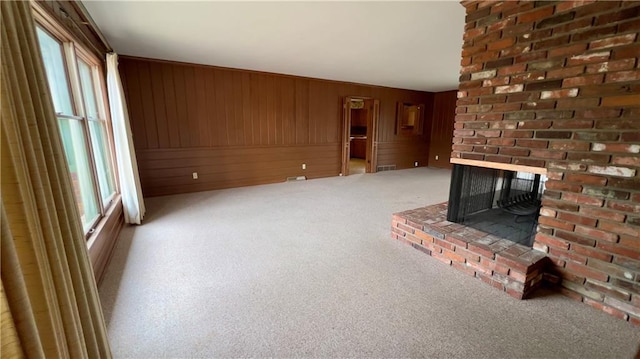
[{"xmin": 446, "ymin": 164, "xmax": 546, "ymax": 247}]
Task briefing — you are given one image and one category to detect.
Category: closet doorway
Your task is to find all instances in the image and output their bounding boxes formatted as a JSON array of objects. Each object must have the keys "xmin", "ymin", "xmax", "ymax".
[{"xmin": 341, "ymin": 96, "xmax": 379, "ymax": 176}]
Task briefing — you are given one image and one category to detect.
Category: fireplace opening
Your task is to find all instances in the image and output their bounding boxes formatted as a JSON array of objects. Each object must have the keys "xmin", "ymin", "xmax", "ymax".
[{"xmin": 446, "ymin": 164, "xmax": 546, "ymax": 247}]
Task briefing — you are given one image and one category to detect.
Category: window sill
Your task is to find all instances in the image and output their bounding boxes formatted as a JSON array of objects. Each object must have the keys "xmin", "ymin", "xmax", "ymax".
[{"xmin": 87, "ymin": 194, "xmax": 124, "ymax": 283}]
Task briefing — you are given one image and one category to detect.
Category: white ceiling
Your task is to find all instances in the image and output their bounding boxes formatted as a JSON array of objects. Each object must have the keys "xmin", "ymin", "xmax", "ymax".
[{"xmin": 83, "ymin": 1, "xmax": 465, "ymax": 92}]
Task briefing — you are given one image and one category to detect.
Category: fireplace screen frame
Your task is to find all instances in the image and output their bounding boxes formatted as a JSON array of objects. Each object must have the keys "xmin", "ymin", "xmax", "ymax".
[{"xmin": 446, "ymin": 164, "xmax": 545, "ymax": 247}]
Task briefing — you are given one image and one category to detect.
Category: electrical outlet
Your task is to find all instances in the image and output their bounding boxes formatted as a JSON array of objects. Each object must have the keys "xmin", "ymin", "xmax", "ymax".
[
  {"xmin": 192, "ymin": 172, "xmax": 198, "ymax": 180},
  {"xmin": 302, "ymin": 163, "xmax": 306, "ymax": 170},
  {"xmin": 414, "ymin": 161, "xmax": 418, "ymax": 167},
  {"xmin": 435, "ymin": 155, "xmax": 439, "ymax": 160}
]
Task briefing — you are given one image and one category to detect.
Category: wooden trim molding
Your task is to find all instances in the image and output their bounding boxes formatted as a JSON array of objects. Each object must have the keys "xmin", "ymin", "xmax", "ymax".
[
  {"xmin": 450, "ymin": 157, "xmax": 547, "ymax": 175},
  {"xmin": 32, "ymin": 2, "xmax": 104, "ymax": 70},
  {"xmin": 73, "ymin": 1, "xmax": 112, "ymax": 52},
  {"xmin": 33, "ymin": 0, "xmax": 110, "ymax": 59},
  {"xmin": 87, "ymin": 196, "xmax": 124, "ymax": 284}
]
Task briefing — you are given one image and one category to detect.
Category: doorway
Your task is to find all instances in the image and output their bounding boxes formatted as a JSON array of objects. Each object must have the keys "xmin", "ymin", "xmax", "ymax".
[{"xmin": 341, "ymin": 96, "xmax": 379, "ymax": 176}]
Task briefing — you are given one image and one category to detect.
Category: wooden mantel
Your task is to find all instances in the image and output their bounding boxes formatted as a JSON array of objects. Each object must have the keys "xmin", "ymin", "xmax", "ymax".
[{"xmin": 450, "ymin": 158, "xmax": 547, "ymax": 175}]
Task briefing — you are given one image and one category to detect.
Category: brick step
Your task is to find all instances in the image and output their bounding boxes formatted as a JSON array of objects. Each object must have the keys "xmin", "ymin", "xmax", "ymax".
[{"xmin": 392, "ymin": 202, "xmax": 549, "ymax": 299}]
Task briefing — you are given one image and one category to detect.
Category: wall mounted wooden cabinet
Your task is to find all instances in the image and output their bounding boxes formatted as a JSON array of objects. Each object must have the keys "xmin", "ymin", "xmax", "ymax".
[{"xmin": 396, "ymin": 102, "xmax": 425, "ymax": 136}]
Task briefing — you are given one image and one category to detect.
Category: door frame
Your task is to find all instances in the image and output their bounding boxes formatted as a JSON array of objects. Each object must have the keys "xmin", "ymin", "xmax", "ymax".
[{"xmin": 341, "ymin": 96, "xmax": 380, "ymax": 176}]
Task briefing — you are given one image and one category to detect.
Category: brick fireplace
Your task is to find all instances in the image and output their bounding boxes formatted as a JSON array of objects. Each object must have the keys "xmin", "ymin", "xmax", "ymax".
[{"xmin": 393, "ymin": 1, "xmax": 640, "ymax": 324}]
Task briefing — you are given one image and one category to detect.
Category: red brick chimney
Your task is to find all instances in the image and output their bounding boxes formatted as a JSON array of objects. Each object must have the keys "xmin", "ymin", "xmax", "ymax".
[{"xmin": 455, "ymin": 1, "xmax": 640, "ymax": 323}]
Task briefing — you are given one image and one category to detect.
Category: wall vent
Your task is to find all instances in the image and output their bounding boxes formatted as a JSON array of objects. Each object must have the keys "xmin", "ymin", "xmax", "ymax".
[
  {"xmin": 376, "ymin": 165, "xmax": 396, "ymax": 172},
  {"xmin": 286, "ymin": 176, "xmax": 307, "ymax": 182}
]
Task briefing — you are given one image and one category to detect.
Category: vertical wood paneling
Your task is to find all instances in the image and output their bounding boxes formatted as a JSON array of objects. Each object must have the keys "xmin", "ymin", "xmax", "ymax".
[
  {"xmin": 241, "ymin": 73, "xmax": 252, "ymax": 145},
  {"xmin": 281, "ymin": 77, "xmax": 296, "ymax": 145},
  {"xmin": 295, "ymin": 79, "xmax": 309, "ymax": 145},
  {"xmin": 250, "ymin": 74, "xmax": 261, "ymax": 145},
  {"xmin": 224, "ymin": 70, "xmax": 234, "ymax": 146},
  {"xmin": 231, "ymin": 72, "xmax": 242, "ymax": 146},
  {"xmin": 258, "ymin": 74, "xmax": 268, "ymax": 145},
  {"xmin": 308, "ymin": 81, "xmax": 326, "ymax": 145},
  {"xmin": 119, "ymin": 56, "xmax": 437, "ymax": 196},
  {"xmin": 194, "ymin": 66, "xmax": 209, "ymax": 147},
  {"xmin": 205, "ymin": 68, "xmax": 217, "ymax": 146},
  {"xmin": 377, "ymin": 89, "xmax": 392, "ymax": 142},
  {"xmin": 120, "ymin": 61, "xmax": 130, "ymax": 101},
  {"xmin": 307, "ymin": 81, "xmax": 317, "ymax": 144},
  {"xmin": 122, "ymin": 61, "xmax": 147, "ymax": 149},
  {"xmin": 274, "ymin": 77, "xmax": 283, "ymax": 145},
  {"xmin": 183, "ymin": 66, "xmax": 199, "ymax": 147},
  {"xmin": 161, "ymin": 63, "xmax": 180, "ymax": 148},
  {"xmin": 171, "ymin": 65, "xmax": 190, "ymax": 147},
  {"xmin": 137, "ymin": 62, "xmax": 159, "ymax": 148},
  {"xmin": 267, "ymin": 75, "xmax": 277, "ymax": 145},
  {"xmin": 213, "ymin": 69, "xmax": 227, "ymax": 146},
  {"xmin": 319, "ymin": 82, "xmax": 330, "ymax": 144},
  {"xmin": 149, "ymin": 62, "xmax": 169, "ymax": 147},
  {"xmin": 429, "ymin": 90, "xmax": 457, "ymax": 168},
  {"xmin": 326, "ymin": 84, "xmax": 340, "ymax": 143}
]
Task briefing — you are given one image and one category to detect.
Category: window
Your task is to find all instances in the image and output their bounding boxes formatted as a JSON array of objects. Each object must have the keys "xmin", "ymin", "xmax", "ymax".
[
  {"xmin": 36, "ymin": 25, "xmax": 117, "ymax": 235},
  {"xmin": 77, "ymin": 57, "xmax": 117, "ymax": 203}
]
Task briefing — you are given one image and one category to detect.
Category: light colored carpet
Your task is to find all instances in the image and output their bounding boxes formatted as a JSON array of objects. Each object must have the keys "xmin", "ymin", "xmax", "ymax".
[{"xmin": 99, "ymin": 168, "xmax": 640, "ymax": 358}]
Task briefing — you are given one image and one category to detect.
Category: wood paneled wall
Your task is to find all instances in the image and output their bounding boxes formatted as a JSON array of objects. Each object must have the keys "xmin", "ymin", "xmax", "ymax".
[
  {"xmin": 120, "ymin": 56, "xmax": 435, "ymax": 196},
  {"xmin": 428, "ymin": 90, "xmax": 457, "ymax": 169}
]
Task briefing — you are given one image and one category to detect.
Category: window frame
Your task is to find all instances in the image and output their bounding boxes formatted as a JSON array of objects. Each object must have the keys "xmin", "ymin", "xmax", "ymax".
[
  {"xmin": 33, "ymin": 5, "xmax": 119, "ymax": 238},
  {"xmin": 75, "ymin": 49, "xmax": 119, "ymax": 208}
]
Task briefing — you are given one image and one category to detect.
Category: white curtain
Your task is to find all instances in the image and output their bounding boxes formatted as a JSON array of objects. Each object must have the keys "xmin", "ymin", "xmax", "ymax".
[{"xmin": 106, "ymin": 53, "xmax": 146, "ymax": 224}]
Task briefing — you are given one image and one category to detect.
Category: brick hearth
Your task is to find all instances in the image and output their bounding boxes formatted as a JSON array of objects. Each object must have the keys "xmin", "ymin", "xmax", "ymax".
[{"xmin": 392, "ymin": 202, "xmax": 548, "ymax": 299}]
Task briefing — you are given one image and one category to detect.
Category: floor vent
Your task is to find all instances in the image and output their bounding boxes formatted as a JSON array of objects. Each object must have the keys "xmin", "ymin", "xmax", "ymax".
[
  {"xmin": 286, "ymin": 176, "xmax": 307, "ymax": 182},
  {"xmin": 376, "ymin": 165, "xmax": 396, "ymax": 172}
]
